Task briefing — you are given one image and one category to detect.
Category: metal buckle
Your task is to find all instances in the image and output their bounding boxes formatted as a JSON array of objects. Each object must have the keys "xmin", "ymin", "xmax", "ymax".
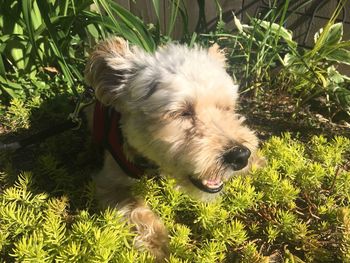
[{"xmin": 68, "ymin": 87, "xmax": 95, "ymax": 130}]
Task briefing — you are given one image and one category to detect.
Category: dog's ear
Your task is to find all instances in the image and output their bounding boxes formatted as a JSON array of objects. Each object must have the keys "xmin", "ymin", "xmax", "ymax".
[
  {"xmin": 208, "ymin": 43, "xmax": 226, "ymax": 66},
  {"xmin": 85, "ymin": 37, "xmax": 135, "ymax": 106}
]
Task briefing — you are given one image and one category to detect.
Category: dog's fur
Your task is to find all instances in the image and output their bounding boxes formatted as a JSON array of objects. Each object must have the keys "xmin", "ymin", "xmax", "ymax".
[{"xmin": 85, "ymin": 37, "xmax": 261, "ymax": 260}]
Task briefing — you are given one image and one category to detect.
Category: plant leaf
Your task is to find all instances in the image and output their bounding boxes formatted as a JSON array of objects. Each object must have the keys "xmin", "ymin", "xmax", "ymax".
[
  {"xmin": 152, "ymin": 0, "xmax": 160, "ymax": 21},
  {"xmin": 327, "ymin": 66, "xmax": 350, "ymax": 83},
  {"xmin": 0, "ymin": 76, "xmax": 23, "ymax": 98},
  {"xmin": 167, "ymin": 0, "xmax": 180, "ymax": 37},
  {"xmin": 325, "ymin": 48, "xmax": 350, "ymax": 65},
  {"xmin": 259, "ymin": 21, "xmax": 293, "ymax": 43},
  {"xmin": 108, "ymin": 1, "xmax": 156, "ymax": 52},
  {"xmin": 36, "ymin": 0, "xmax": 76, "ymax": 94},
  {"xmin": 0, "ymin": 54, "xmax": 5, "ymax": 77},
  {"xmin": 333, "ymin": 86, "xmax": 350, "ymax": 112},
  {"xmin": 22, "ymin": 0, "xmax": 40, "ymax": 63},
  {"xmin": 233, "ymin": 14, "xmax": 244, "ymax": 33},
  {"xmin": 93, "ymin": 0, "xmax": 122, "ymax": 33},
  {"xmin": 324, "ymin": 22, "xmax": 343, "ymax": 46}
]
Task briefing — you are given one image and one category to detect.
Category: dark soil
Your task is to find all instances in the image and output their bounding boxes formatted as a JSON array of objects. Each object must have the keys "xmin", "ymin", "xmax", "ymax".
[{"xmin": 239, "ymin": 90, "xmax": 350, "ymax": 142}]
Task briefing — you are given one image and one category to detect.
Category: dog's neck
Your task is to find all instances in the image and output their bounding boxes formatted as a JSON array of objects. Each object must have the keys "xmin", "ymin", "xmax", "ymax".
[{"xmin": 93, "ymin": 101, "xmax": 158, "ymax": 179}]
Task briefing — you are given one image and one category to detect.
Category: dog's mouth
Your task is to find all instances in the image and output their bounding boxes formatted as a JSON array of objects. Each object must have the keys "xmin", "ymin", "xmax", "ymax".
[{"xmin": 189, "ymin": 176, "xmax": 224, "ymax": 193}]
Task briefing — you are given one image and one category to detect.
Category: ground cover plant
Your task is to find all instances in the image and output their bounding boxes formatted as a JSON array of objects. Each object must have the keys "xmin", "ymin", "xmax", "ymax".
[
  {"xmin": 0, "ymin": 0, "xmax": 350, "ymax": 262},
  {"xmin": 0, "ymin": 134, "xmax": 349, "ymax": 262}
]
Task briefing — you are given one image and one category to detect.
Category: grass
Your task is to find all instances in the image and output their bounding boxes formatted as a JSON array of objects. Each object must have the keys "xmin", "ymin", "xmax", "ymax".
[{"xmin": 0, "ymin": 0, "xmax": 350, "ymax": 262}]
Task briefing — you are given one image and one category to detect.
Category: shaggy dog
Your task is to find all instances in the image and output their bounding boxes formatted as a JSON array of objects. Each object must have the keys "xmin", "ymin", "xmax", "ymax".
[{"xmin": 85, "ymin": 37, "xmax": 261, "ymax": 261}]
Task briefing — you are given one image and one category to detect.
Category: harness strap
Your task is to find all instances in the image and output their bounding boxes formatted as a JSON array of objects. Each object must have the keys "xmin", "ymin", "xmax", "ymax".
[{"xmin": 93, "ymin": 101, "xmax": 145, "ymax": 179}]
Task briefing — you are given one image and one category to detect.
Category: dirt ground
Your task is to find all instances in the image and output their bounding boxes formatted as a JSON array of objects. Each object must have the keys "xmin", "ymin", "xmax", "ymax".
[{"xmin": 239, "ymin": 90, "xmax": 350, "ymax": 142}]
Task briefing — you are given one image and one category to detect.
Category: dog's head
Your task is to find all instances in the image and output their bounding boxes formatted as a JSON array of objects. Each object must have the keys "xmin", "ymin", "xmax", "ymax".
[{"xmin": 85, "ymin": 38, "xmax": 259, "ymax": 200}]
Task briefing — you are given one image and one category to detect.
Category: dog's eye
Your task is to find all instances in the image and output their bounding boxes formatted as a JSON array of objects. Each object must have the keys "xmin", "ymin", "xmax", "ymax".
[
  {"xmin": 167, "ymin": 110, "xmax": 193, "ymax": 119},
  {"xmin": 180, "ymin": 110, "xmax": 193, "ymax": 117},
  {"xmin": 166, "ymin": 103, "xmax": 194, "ymax": 119},
  {"xmin": 179, "ymin": 103, "xmax": 195, "ymax": 118}
]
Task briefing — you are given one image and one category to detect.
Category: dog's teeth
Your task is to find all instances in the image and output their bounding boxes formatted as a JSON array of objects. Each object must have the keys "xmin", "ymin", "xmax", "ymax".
[{"xmin": 202, "ymin": 179, "xmax": 223, "ymax": 188}]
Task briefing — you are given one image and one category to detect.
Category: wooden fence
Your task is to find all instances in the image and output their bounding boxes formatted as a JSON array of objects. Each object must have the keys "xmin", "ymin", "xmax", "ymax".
[{"xmin": 115, "ymin": 0, "xmax": 350, "ymax": 46}]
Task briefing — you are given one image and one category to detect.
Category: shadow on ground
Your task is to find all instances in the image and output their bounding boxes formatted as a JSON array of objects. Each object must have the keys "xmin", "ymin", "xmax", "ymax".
[{"xmin": 0, "ymin": 93, "xmax": 103, "ymax": 210}]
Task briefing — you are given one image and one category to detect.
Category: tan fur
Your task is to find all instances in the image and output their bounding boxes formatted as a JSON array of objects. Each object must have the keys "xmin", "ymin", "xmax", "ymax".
[
  {"xmin": 119, "ymin": 199, "xmax": 169, "ymax": 261},
  {"xmin": 208, "ymin": 43, "xmax": 227, "ymax": 66},
  {"xmin": 85, "ymin": 37, "xmax": 264, "ymax": 261}
]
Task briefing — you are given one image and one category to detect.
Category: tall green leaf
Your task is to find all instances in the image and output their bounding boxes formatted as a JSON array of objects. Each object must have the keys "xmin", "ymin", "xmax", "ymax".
[
  {"xmin": 152, "ymin": 0, "xmax": 161, "ymax": 21},
  {"xmin": 108, "ymin": 1, "xmax": 156, "ymax": 52},
  {"xmin": 167, "ymin": 0, "xmax": 180, "ymax": 37},
  {"xmin": 21, "ymin": 0, "xmax": 40, "ymax": 64},
  {"xmin": 35, "ymin": 0, "xmax": 76, "ymax": 94}
]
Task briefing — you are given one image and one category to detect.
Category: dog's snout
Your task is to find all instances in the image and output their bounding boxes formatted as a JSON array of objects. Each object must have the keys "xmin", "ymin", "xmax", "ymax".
[{"xmin": 223, "ymin": 146, "xmax": 251, "ymax": 170}]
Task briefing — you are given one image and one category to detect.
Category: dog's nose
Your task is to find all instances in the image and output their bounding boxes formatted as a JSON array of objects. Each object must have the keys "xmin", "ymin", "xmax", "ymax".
[{"xmin": 223, "ymin": 146, "xmax": 251, "ymax": 171}]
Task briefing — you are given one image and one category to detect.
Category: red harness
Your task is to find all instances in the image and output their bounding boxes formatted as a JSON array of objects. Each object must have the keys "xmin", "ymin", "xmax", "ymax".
[{"xmin": 93, "ymin": 101, "xmax": 146, "ymax": 179}]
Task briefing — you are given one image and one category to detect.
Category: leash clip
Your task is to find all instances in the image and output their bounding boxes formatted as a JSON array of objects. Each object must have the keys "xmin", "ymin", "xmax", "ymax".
[{"xmin": 68, "ymin": 87, "xmax": 95, "ymax": 130}]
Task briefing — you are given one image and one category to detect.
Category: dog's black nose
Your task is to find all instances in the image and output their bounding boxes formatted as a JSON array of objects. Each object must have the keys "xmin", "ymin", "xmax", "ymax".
[{"xmin": 223, "ymin": 146, "xmax": 251, "ymax": 171}]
